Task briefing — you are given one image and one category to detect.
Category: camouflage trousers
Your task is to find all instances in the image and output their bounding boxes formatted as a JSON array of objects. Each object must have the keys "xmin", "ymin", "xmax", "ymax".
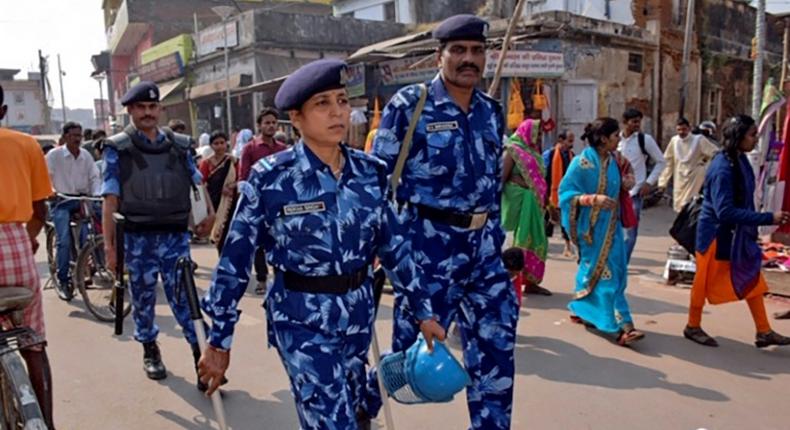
[{"xmin": 125, "ymin": 232, "xmax": 196, "ymax": 345}]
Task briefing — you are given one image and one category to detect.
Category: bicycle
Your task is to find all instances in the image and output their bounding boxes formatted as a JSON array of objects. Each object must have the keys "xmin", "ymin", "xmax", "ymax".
[
  {"xmin": 50, "ymin": 194, "xmax": 131, "ymax": 322},
  {"xmin": 43, "ymin": 222, "xmax": 56, "ymax": 291},
  {"xmin": 0, "ymin": 287, "xmax": 47, "ymax": 429}
]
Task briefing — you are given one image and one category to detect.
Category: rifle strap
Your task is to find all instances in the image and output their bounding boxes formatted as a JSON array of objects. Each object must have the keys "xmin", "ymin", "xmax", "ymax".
[{"xmin": 390, "ymin": 83, "xmax": 428, "ymax": 200}]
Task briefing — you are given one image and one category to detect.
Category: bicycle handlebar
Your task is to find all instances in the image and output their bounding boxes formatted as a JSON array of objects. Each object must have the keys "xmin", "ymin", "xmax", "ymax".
[{"xmin": 53, "ymin": 193, "xmax": 103, "ymax": 202}]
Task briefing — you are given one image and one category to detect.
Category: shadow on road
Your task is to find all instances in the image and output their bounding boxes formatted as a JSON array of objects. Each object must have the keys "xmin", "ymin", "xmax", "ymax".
[
  {"xmin": 515, "ymin": 335, "xmax": 730, "ymax": 402},
  {"xmin": 635, "ymin": 331, "xmax": 790, "ymax": 380},
  {"xmin": 156, "ymin": 374, "xmax": 294, "ymax": 429},
  {"xmin": 525, "ymin": 292, "xmax": 689, "ymax": 316}
]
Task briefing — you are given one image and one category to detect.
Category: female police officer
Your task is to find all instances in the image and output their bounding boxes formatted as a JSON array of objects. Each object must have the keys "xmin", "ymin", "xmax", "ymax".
[{"xmin": 198, "ymin": 59, "xmax": 445, "ymax": 429}]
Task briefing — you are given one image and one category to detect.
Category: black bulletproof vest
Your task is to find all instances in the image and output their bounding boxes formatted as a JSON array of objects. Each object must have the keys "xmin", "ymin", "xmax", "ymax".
[{"xmin": 111, "ymin": 127, "xmax": 193, "ymax": 232}]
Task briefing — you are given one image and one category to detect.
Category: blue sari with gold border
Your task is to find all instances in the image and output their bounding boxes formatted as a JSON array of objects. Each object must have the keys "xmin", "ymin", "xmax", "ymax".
[{"xmin": 558, "ymin": 147, "xmax": 633, "ymax": 333}]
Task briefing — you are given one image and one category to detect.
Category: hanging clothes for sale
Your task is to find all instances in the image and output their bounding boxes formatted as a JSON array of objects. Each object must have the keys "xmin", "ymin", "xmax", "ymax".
[{"xmin": 507, "ymin": 79, "xmax": 525, "ymax": 130}]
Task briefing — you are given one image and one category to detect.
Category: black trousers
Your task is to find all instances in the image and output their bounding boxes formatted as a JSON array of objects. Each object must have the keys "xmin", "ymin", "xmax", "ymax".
[
  {"xmin": 544, "ymin": 212, "xmax": 570, "ymax": 241},
  {"xmin": 254, "ymin": 247, "xmax": 268, "ymax": 283}
]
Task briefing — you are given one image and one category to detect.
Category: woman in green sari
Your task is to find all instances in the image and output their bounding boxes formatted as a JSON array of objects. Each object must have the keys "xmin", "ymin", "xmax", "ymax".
[{"xmin": 502, "ymin": 118, "xmax": 551, "ymax": 295}]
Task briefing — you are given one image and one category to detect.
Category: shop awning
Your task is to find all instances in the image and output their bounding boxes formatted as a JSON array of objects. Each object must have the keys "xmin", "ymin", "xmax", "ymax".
[
  {"xmin": 188, "ymin": 74, "xmax": 249, "ymax": 100},
  {"xmin": 231, "ymin": 76, "xmax": 287, "ymax": 96},
  {"xmin": 159, "ymin": 78, "xmax": 186, "ymax": 105}
]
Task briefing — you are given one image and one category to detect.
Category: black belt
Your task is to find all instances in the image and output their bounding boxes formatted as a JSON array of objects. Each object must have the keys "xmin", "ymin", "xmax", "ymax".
[
  {"xmin": 414, "ymin": 204, "xmax": 489, "ymax": 230},
  {"xmin": 282, "ymin": 266, "xmax": 369, "ymax": 294}
]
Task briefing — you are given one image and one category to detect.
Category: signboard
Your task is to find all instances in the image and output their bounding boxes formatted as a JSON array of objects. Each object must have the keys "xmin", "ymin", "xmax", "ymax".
[
  {"xmin": 197, "ymin": 21, "xmax": 238, "ymax": 57},
  {"xmin": 485, "ymin": 50, "xmax": 565, "ymax": 78},
  {"xmin": 138, "ymin": 52, "xmax": 185, "ymax": 83},
  {"xmin": 380, "ymin": 57, "xmax": 437, "ymax": 86},
  {"xmin": 346, "ymin": 63, "xmax": 365, "ymax": 98},
  {"xmin": 141, "ymin": 34, "xmax": 194, "ymax": 65}
]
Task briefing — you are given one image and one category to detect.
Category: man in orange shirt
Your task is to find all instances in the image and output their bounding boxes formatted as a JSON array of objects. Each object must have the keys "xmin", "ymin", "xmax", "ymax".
[{"xmin": 0, "ymin": 84, "xmax": 55, "ymax": 427}]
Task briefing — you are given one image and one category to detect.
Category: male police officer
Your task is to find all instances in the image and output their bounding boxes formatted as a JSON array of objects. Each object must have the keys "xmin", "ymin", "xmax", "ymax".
[
  {"xmin": 370, "ymin": 15, "xmax": 518, "ymax": 430},
  {"xmin": 102, "ymin": 81, "xmax": 214, "ymax": 389}
]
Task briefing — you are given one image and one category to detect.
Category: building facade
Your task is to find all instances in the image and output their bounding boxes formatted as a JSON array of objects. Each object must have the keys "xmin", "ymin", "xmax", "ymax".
[{"xmin": 0, "ymin": 69, "xmax": 50, "ymax": 134}]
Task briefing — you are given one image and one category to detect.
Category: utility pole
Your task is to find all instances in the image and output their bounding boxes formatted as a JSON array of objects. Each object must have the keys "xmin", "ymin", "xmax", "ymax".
[
  {"xmin": 777, "ymin": 18, "xmax": 789, "ymax": 134},
  {"xmin": 488, "ymin": 0, "xmax": 528, "ymax": 96},
  {"xmin": 57, "ymin": 54, "xmax": 67, "ymax": 124},
  {"xmin": 679, "ymin": 0, "xmax": 695, "ymax": 120},
  {"xmin": 38, "ymin": 50, "xmax": 52, "ymax": 132},
  {"xmin": 753, "ymin": 0, "xmax": 766, "ymax": 118}
]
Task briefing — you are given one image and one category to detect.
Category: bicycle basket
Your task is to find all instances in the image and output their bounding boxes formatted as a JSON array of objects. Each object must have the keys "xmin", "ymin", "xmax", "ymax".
[{"xmin": 379, "ymin": 350, "xmax": 426, "ymax": 404}]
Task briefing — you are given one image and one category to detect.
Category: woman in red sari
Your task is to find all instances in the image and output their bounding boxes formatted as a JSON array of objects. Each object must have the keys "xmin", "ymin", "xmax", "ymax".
[{"xmin": 199, "ymin": 131, "xmax": 239, "ymax": 254}]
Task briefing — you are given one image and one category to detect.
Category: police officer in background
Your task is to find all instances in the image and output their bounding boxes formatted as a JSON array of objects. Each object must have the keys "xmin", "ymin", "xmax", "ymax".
[
  {"xmin": 370, "ymin": 15, "xmax": 518, "ymax": 430},
  {"xmin": 102, "ymin": 81, "xmax": 215, "ymax": 390},
  {"xmin": 198, "ymin": 59, "xmax": 443, "ymax": 429}
]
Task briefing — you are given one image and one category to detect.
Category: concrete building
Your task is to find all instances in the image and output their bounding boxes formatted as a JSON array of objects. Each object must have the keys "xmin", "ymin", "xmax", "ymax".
[
  {"xmin": 100, "ymin": 0, "xmax": 333, "ymax": 125},
  {"xmin": 0, "ymin": 69, "xmax": 50, "ymax": 134},
  {"xmin": 332, "ymin": 0, "xmax": 490, "ymax": 24},
  {"xmin": 187, "ymin": 9, "xmax": 405, "ymax": 133}
]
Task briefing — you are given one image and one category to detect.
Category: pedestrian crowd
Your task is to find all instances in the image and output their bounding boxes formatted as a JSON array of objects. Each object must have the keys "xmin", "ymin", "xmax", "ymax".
[{"xmin": 2, "ymin": 13, "xmax": 790, "ymax": 430}]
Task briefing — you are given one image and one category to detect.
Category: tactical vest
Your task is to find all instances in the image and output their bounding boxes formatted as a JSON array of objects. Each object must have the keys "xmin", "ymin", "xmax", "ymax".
[{"xmin": 106, "ymin": 126, "xmax": 193, "ymax": 232}]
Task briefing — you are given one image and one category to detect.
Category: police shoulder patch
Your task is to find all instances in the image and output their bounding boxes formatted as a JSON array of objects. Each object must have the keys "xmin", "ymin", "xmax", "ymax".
[{"xmin": 254, "ymin": 148, "xmax": 296, "ymax": 173}]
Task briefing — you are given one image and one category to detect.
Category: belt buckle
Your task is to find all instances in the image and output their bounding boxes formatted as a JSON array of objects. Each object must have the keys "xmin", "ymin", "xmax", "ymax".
[{"xmin": 468, "ymin": 212, "xmax": 488, "ymax": 230}]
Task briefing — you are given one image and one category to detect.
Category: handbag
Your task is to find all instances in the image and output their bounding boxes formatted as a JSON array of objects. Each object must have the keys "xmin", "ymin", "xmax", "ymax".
[
  {"xmin": 616, "ymin": 153, "xmax": 638, "ymax": 229},
  {"xmin": 669, "ymin": 194, "xmax": 704, "ymax": 255}
]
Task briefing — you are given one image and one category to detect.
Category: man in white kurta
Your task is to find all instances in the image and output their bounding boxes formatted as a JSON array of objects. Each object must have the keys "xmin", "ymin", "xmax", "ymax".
[{"xmin": 659, "ymin": 119, "xmax": 718, "ymax": 212}]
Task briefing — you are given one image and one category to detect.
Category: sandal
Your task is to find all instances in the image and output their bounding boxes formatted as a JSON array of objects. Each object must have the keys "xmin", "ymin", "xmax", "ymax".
[
  {"xmin": 617, "ymin": 329, "xmax": 645, "ymax": 346},
  {"xmin": 569, "ymin": 315, "xmax": 595, "ymax": 328},
  {"xmin": 683, "ymin": 326, "xmax": 718, "ymax": 347},
  {"xmin": 755, "ymin": 330, "xmax": 790, "ymax": 348}
]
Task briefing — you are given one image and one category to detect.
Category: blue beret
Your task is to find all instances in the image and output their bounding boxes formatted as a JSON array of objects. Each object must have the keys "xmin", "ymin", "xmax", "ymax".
[
  {"xmin": 275, "ymin": 59, "xmax": 348, "ymax": 111},
  {"xmin": 433, "ymin": 14, "xmax": 489, "ymax": 42},
  {"xmin": 120, "ymin": 81, "xmax": 160, "ymax": 106}
]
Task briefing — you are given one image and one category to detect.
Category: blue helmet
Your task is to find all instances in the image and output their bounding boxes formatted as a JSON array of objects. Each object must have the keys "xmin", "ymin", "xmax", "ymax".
[
  {"xmin": 405, "ymin": 335, "xmax": 471, "ymax": 402},
  {"xmin": 379, "ymin": 334, "xmax": 470, "ymax": 404}
]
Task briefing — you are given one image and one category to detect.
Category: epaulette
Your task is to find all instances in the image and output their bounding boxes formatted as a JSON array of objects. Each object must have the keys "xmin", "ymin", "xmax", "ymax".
[{"xmin": 252, "ymin": 148, "xmax": 296, "ymax": 174}]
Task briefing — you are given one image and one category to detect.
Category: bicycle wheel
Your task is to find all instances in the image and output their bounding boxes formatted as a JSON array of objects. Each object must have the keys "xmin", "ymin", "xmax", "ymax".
[
  {"xmin": 44, "ymin": 225, "xmax": 56, "ymax": 290},
  {"xmin": 75, "ymin": 237, "xmax": 131, "ymax": 322},
  {"xmin": 0, "ymin": 351, "xmax": 47, "ymax": 429}
]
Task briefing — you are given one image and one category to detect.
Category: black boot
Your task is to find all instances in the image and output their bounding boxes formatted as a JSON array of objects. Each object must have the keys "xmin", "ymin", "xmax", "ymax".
[
  {"xmin": 142, "ymin": 341, "xmax": 167, "ymax": 380},
  {"xmin": 191, "ymin": 343, "xmax": 228, "ymax": 392}
]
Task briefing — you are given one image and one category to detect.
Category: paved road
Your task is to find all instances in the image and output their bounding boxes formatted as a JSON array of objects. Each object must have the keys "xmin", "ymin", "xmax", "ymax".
[{"xmin": 40, "ymin": 205, "xmax": 790, "ymax": 429}]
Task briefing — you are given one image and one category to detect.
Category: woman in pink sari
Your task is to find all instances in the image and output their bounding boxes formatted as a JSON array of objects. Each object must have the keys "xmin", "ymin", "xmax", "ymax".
[{"xmin": 502, "ymin": 119, "xmax": 551, "ymax": 295}]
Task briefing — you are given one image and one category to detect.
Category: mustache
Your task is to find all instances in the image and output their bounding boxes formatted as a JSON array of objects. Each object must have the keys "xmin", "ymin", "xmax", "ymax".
[
  {"xmin": 141, "ymin": 116, "xmax": 156, "ymax": 121},
  {"xmin": 456, "ymin": 63, "xmax": 480, "ymax": 73}
]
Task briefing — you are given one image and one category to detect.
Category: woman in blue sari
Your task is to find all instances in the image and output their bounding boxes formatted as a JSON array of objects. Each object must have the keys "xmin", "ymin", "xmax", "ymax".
[{"xmin": 559, "ymin": 118, "xmax": 645, "ymax": 346}]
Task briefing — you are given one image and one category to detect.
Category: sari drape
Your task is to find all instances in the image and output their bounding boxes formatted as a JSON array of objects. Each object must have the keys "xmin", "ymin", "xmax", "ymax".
[
  {"xmin": 202, "ymin": 156, "xmax": 238, "ymax": 246},
  {"xmin": 559, "ymin": 147, "xmax": 633, "ymax": 333},
  {"xmin": 501, "ymin": 119, "xmax": 548, "ymax": 284}
]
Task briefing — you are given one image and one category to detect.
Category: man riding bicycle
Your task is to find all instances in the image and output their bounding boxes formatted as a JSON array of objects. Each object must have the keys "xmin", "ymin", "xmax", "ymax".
[
  {"xmin": 45, "ymin": 121, "xmax": 102, "ymax": 300},
  {"xmin": 0, "ymin": 84, "xmax": 56, "ymax": 428}
]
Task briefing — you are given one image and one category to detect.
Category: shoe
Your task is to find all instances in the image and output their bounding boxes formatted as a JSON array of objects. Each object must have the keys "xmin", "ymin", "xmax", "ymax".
[
  {"xmin": 755, "ymin": 330, "xmax": 790, "ymax": 348},
  {"xmin": 191, "ymin": 343, "xmax": 228, "ymax": 393},
  {"xmin": 55, "ymin": 279, "xmax": 73, "ymax": 301},
  {"xmin": 524, "ymin": 284, "xmax": 553, "ymax": 296},
  {"xmin": 255, "ymin": 279, "xmax": 272, "ymax": 295},
  {"xmin": 142, "ymin": 341, "xmax": 167, "ymax": 380},
  {"xmin": 683, "ymin": 326, "xmax": 718, "ymax": 347},
  {"xmin": 355, "ymin": 409, "xmax": 372, "ymax": 430}
]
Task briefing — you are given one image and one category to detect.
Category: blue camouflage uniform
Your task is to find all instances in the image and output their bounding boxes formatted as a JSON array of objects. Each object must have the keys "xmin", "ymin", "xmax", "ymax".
[
  {"xmin": 369, "ymin": 72, "xmax": 519, "ymax": 429},
  {"xmin": 102, "ymin": 130, "xmax": 203, "ymax": 345},
  {"xmin": 201, "ymin": 140, "xmax": 432, "ymax": 429}
]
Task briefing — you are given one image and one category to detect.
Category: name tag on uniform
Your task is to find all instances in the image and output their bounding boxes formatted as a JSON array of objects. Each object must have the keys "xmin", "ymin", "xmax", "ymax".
[
  {"xmin": 426, "ymin": 121, "xmax": 459, "ymax": 132},
  {"xmin": 283, "ymin": 201, "xmax": 326, "ymax": 216}
]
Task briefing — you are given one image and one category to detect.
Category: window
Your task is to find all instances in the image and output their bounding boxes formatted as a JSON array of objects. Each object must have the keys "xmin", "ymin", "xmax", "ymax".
[
  {"xmin": 13, "ymin": 92, "xmax": 24, "ymax": 105},
  {"xmin": 384, "ymin": 1, "xmax": 396, "ymax": 22},
  {"xmin": 628, "ymin": 53, "xmax": 643, "ymax": 73},
  {"xmin": 707, "ymin": 89, "xmax": 722, "ymax": 122}
]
